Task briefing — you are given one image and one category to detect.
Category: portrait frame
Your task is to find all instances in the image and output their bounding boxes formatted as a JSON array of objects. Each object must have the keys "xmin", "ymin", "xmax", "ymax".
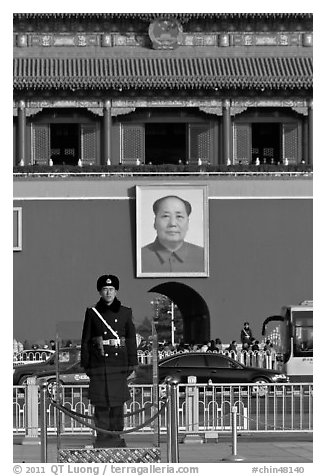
[
  {"xmin": 13, "ymin": 207, "xmax": 22, "ymax": 251},
  {"xmin": 136, "ymin": 183, "xmax": 209, "ymax": 277}
]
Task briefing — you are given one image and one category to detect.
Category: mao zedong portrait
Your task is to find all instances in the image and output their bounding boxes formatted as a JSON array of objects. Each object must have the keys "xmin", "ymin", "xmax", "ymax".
[{"xmin": 141, "ymin": 195, "xmax": 205, "ymax": 273}]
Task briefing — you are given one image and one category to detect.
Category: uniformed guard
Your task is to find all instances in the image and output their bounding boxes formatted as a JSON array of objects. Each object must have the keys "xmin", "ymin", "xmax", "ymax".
[{"xmin": 81, "ymin": 274, "xmax": 138, "ymax": 447}]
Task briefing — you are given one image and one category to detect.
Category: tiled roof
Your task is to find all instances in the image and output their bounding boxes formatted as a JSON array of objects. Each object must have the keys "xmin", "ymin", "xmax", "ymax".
[
  {"xmin": 13, "ymin": 55, "xmax": 312, "ymax": 91},
  {"xmin": 13, "ymin": 13, "xmax": 312, "ymax": 22}
]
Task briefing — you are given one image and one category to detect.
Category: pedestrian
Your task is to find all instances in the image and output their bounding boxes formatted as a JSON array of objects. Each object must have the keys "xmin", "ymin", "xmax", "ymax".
[
  {"xmin": 177, "ymin": 340, "xmax": 188, "ymax": 352},
  {"xmin": 227, "ymin": 340, "xmax": 238, "ymax": 352},
  {"xmin": 163, "ymin": 341, "xmax": 174, "ymax": 352},
  {"xmin": 81, "ymin": 274, "xmax": 138, "ymax": 448},
  {"xmin": 264, "ymin": 339, "xmax": 276, "ymax": 355},
  {"xmin": 200, "ymin": 342, "xmax": 209, "ymax": 352},
  {"xmin": 208, "ymin": 339, "xmax": 219, "ymax": 352},
  {"xmin": 240, "ymin": 321, "xmax": 253, "ymax": 348},
  {"xmin": 251, "ymin": 340, "xmax": 260, "ymax": 352},
  {"xmin": 17, "ymin": 340, "xmax": 24, "ymax": 352},
  {"xmin": 214, "ymin": 338, "xmax": 222, "ymax": 352},
  {"xmin": 13, "ymin": 338, "xmax": 18, "ymax": 354},
  {"xmin": 49, "ymin": 340, "xmax": 56, "ymax": 350},
  {"xmin": 188, "ymin": 341, "xmax": 196, "ymax": 352}
]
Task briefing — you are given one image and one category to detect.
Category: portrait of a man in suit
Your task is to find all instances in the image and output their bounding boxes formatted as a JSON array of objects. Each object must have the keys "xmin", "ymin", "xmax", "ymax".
[{"xmin": 136, "ymin": 185, "xmax": 209, "ymax": 277}]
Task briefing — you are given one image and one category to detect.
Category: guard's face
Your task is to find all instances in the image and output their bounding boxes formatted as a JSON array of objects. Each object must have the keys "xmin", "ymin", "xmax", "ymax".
[
  {"xmin": 99, "ymin": 286, "xmax": 117, "ymax": 305},
  {"xmin": 154, "ymin": 197, "xmax": 189, "ymax": 248}
]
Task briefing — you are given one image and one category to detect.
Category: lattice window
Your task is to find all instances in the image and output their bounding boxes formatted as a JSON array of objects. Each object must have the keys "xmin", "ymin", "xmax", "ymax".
[
  {"xmin": 51, "ymin": 148, "xmax": 60, "ymax": 157},
  {"xmin": 233, "ymin": 123, "xmax": 251, "ymax": 164},
  {"xmin": 64, "ymin": 148, "xmax": 76, "ymax": 157},
  {"xmin": 188, "ymin": 123, "xmax": 211, "ymax": 163},
  {"xmin": 81, "ymin": 124, "xmax": 97, "ymax": 165},
  {"xmin": 121, "ymin": 124, "xmax": 144, "ymax": 163},
  {"xmin": 263, "ymin": 148, "xmax": 274, "ymax": 158},
  {"xmin": 32, "ymin": 124, "xmax": 50, "ymax": 165},
  {"xmin": 282, "ymin": 123, "xmax": 299, "ymax": 164}
]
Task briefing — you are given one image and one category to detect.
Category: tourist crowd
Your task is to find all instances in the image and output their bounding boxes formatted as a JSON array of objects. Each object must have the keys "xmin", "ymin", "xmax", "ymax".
[{"xmin": 13, "ymin": 321, "xmax": 276, "ymax": 356}]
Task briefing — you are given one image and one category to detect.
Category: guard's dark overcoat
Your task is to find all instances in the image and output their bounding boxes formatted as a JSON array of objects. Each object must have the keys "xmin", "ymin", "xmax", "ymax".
[{"xmin": 81, "ymin": 297, "xmax": 138, "ymax": 407}]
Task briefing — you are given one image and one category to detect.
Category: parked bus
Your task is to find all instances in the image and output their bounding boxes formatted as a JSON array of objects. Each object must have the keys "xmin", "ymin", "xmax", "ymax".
[{"xmin": 261, "ymin": 300, "xmax": 313, "ymax": 382}]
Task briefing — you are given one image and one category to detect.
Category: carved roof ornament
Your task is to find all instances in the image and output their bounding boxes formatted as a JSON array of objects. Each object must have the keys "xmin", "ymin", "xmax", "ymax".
[
  {"xmin": 148, "ymin": 18, "xmax": 183, "ymax": 50},
  {"xmin": 231, "ymin": 106, "xmax": 249, "ymax": 116},
  {"xmin": 199, "ymin": 106, "xmax": 223, "ymax": 116},
  {"xmin": 111, "ymin": 107, "xmax": 136, "ymax": 117}
]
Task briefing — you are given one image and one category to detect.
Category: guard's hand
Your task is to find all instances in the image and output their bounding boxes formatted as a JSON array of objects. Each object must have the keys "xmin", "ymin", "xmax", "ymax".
[
  {"xmin": 92, "ymin": 336, "xmax": 104, "ymax": 356},
  {"xmin": 127, "ymin": 365, "xmax": 137, "ymax": 377}
]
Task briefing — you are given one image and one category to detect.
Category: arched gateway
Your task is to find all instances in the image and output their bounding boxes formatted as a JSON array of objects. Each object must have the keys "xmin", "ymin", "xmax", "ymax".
[{"xmin": 149, "ymin": 282, "xmax": 210, "ymax": 344}]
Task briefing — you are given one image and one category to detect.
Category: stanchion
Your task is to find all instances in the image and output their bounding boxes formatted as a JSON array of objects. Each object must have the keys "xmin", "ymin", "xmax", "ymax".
[
  {"xmin": 39, "ymin": 380, "xmax": 48, "ymax": 463},
  {"xmin": 55, "ymin": 333, "xmax": 62, "ymax": 462},
  {"xmin": 151, "ymin": 318, "xmax": 160, "ymax": 448},
  {"xmin": 166, "ymin": 377, "xmax": 172, "ymax": 462},
  {"xmin": 56, "ymin": 398, "xmax": 164, "ymax": 463},
  {"xmin": 222, "ymin": 406, "xmax": 245, "ymax": 462},
  {"xmin": 182, "ymin": 375, "xmax": 204, "ymax": 444},
  {"xmin": 166, "ymin": 376, "xmax": 179, "ymax": 463},
  {"xmin": 21, "ymin": 376, "xmax": 40, "ymax": 445}
]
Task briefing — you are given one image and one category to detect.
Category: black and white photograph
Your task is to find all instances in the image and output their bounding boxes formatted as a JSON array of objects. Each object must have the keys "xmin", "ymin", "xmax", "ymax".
[
  {"xmin": 10, "ymin": 7, "xmax": 315, "ymax": 471},
  {"xmin": 136, "ymin": 184, "xmax": 209, "ymax": 277}
]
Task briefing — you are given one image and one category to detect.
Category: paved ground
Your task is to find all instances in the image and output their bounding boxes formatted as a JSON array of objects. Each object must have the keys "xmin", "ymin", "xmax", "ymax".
[{"xmin": 13, "ymin": 432, "xmax": 313, "ymax": 464}]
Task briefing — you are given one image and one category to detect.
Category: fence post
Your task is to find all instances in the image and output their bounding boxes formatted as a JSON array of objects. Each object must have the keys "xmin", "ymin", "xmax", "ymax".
[
  {"xmin": 151, "ymin": 319, "xmax": 160, "ymax": 447},
  {"xmin": 166, "ymin": 376, "xmax": 179, "ymax": 463},
  {"xmin": 257, "ymin": 351, "xmax": 263, "ymax": 368},
  {"xmin": 182, "ymin": 376, "xmax": 203, "ymax": 444},
  {"xmin": 21, "ymin": 376, "xmax": 41, "ymax": 445},
  {"xmin": 222, "ymin": 406, "xmax": 245, "ymax": 462},
  {"xmin": 39, "ymin": 380, "xmax": 48, "ymax": 462}
]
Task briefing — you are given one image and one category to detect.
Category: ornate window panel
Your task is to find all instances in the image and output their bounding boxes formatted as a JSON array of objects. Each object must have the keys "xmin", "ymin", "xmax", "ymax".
[
  {"xmin": 32, "ymin": 124, "xmax": 50, "ymax": 165},
  {"xmin": 187, "ymin": 124, "xmax": 212, "ymax": 164},
  {"xmin": 282, "ymin": 123, "xmax": 301, "ymax": 164},
  {"xmin": 81, "ymin": 124, "xmax": 98, "ymax": 166},
  {"xmin": 233, "ymin": 123, "xmax": 251, "ymax": 165},
  {"xmin": 120, "ymin": 124, "xmax": 145, "ymax": 164}
]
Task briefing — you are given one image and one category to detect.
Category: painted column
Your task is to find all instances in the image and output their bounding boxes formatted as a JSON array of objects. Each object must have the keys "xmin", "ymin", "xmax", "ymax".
[
  {"xmin": 308, "ymin": 100, "xmax": 313, "ymax": 165},
  {"xmin": 18, "ymin": 100, "xmax": 26, "ymax": 166},
  {"xmin": 223, "ymin": 99, "xmax": 231, "ymax": 164},
  {"xmin": 103, "ymin": 100, "xmax": 112, "ymax": 165},
  {"xmin": 302, "ymin": 116, "xmax": 309, "ymax": 165}
]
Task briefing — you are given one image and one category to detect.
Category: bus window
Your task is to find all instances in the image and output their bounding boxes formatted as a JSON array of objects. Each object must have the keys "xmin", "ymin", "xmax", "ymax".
[
  {"xmin": 262, "ymin": 303, "xmax": 313, "ymax": 381},
  {"xmin": 263, "ymin": 320, "xmax": 288, "ymax": 355},
  {"xmin": 292, "ymin": 310, "xmax": 313, "ymax": 357}
]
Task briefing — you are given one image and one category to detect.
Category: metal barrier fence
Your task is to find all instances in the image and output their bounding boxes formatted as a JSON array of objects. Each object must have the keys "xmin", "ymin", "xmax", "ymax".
[
  {"xmin": 13, "ymin": 350, "xmax": 55, "ymax": 367},
  {"xmin": 137, "ymin": 349, "xmax": 281, "ymax": 369},
  {"xmin": 12, "ymin": 349, "xmax": 280, "ymax": 369},
  {"xmin": 13, "ymin": 381, "xmax": 313, "ymax": 437}
]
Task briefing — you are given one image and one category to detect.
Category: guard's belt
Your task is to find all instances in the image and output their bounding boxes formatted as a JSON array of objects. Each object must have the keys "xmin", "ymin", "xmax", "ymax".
[{"xmin": 102, "ymin": 338, "xmax": 125, "ymax": 347}]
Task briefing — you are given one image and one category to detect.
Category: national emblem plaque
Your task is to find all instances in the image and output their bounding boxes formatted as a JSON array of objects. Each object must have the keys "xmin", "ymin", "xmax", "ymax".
[{"xmin": 149, "ymin": 19, "xmax": 183, "ymax": 50}]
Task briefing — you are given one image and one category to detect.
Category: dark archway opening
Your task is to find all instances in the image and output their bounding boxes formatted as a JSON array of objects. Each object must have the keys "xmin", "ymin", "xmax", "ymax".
[
  {"xmin": 145, "ymin": 123, "xmax": 186, "ymax": 165},
  {"xmin": 50, "ymin": 123, "xmax": 79, "ymax": 165},
  {"xmin": 149, "ymin": 282, "xmax": 210, "ymax": 344},
  {"xmin": 251, "ymin": 123, "xmax": 281, "ymax": 164}
]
